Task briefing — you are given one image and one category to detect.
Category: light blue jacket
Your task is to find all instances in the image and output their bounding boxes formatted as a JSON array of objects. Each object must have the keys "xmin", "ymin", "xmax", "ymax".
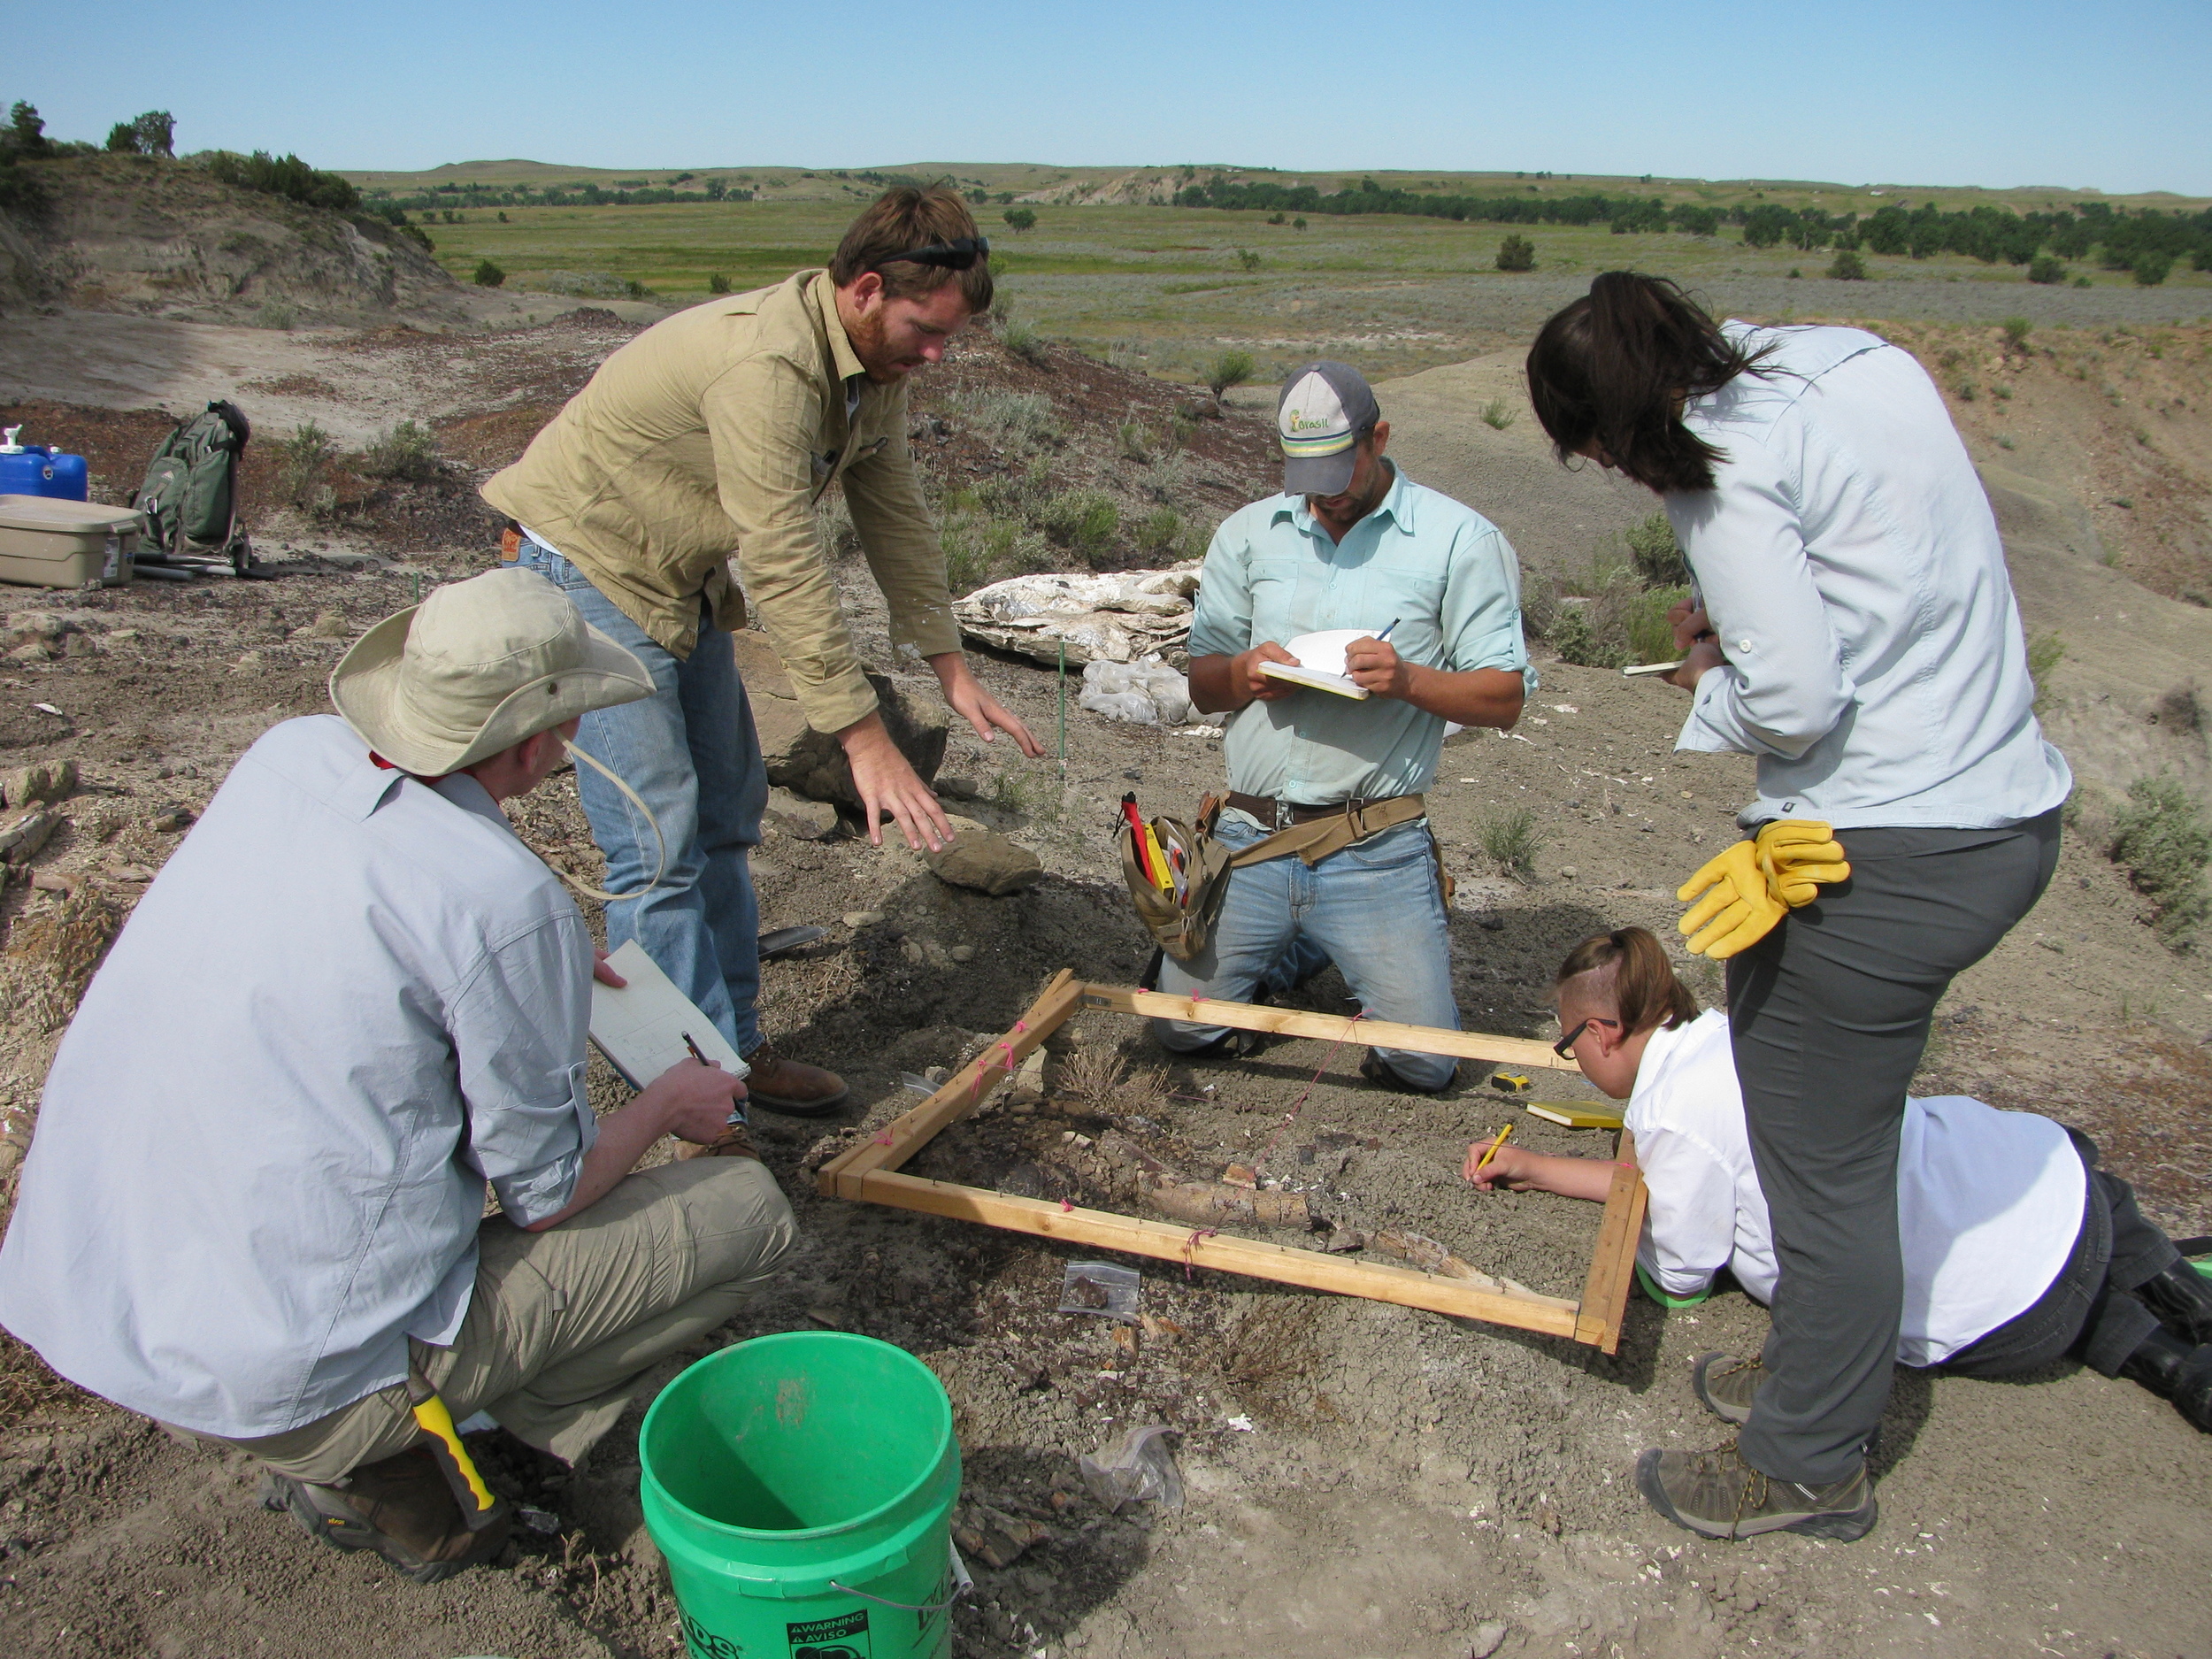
[{"xmin": 1671, "ymin": 324, "xmax": 2071, "ymax": 829}]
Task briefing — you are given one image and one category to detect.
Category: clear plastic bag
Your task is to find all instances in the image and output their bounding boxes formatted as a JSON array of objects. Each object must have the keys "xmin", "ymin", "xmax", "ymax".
[
  {"xmin": 1079, "ymin": 686, "xmax": 1160, "ymax": 724},
  {"xmin": 1078, "ymin": 1423, "xmax": 1183, "ymax": 1511},
  {"xmin": 1057, "ymin": 1261, "xmax": 1140, "ymax": 1320}
]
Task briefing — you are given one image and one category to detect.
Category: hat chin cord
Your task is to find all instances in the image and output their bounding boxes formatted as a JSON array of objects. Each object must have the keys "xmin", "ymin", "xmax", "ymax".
[{"xmin": 551, "ymin": 739, "xmax": 668, "ymax": 904}]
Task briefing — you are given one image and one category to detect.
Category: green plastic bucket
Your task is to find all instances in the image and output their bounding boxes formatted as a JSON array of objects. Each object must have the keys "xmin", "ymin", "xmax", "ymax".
[{"xmin": 640, "ymin": 1332, "xmax": 962, "ymax": 1659}]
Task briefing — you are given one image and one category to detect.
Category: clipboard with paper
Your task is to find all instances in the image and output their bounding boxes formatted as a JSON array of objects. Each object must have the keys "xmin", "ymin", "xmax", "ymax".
[{"xmin": 588, "ymin": 940, "xmax": 749, "ymax": 1090}]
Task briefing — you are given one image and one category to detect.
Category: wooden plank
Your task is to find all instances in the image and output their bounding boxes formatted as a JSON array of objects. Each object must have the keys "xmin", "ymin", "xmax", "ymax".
[
  {"xmin": 1574, "ymin": 1129, "xmax": 1648, "ymax": 1355},
  {"xmin": 851, "ymin": 1168, "xmax": 1586, "ymax": 1338},
  {"xmin": 818, "ymin": 970, "xmax": 1086, "ymax": 1196},
  {"xmin": 1082, "ymin": 985, "xmax": 1577, "ymax": 1073}
]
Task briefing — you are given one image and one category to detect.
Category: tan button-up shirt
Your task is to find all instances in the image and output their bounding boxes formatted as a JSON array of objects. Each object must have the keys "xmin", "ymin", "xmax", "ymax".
[{"xmin": 480, "ymin": 271, "xmax": 959, "ymax": 733}]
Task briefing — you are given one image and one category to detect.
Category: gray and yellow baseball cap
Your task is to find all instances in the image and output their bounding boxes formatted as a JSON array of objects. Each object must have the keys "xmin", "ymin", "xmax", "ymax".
[{"xmin": 1277, "ymin": 361, "xmax": 1381, "ymax": 495}]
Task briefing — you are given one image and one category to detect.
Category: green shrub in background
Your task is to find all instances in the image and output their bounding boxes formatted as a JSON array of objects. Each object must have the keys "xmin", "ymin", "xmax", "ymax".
[
  {"xmin": 200, "ymin": 150, "xmax": 359, "ymax": 212},
  {"xmin": 1479, "ymin": 397, "xmax": 1517, "ymax": 431},
  {"xmin": 708, "ymin": 273, "xmax": 731, "ymax": 294},
  {"xmin": 1477, "ymin": 806, "xmax": 1541, "ymax": 880},
  {"xmin": 1548, "ymin": 603, "xmax": 1611, "ymax": 667},
  {"xmin": 1619, "ymin": 586, "xmax": 1689, "ymax": 664},
  {"xmin": 1825, "ymin": 248, "xmax": 1867, "ymax": 280},
  {"xmin": 1039, "ymin": 488, "xmax": 1120, "ymax": 565},
  {"xmin": 472, "ymin": 257, "xmax": 505, "ymax": 288},
  {"xmin": 2131, "ymin": 251, "xmax": 2173, "ymax": 287},
  {"xmin": 2026, "ymin": 630, "xmax": 2064, "ymax": 715},
  {"xmin": 104, "ymin": 110, "xmax": 174, "ymax": 157},
  {"xmin": 1002, "ymin": 205, "xmax": 1037, "ymax": 234},
  {"xmin": 2109, "ymin": 775, "xmax": 2210, "ymax": 948},
  {"xmin": 1133, "ymin": 507, "xmax": 1188, "ymax": 561},
  {"xmin": 1624, "ymin": 511, "xmax": 1686, "ymax": 587},
  {"xmin": 276, "ymin": 421, "xmax": 337, "ymax": 515},
  {"xmin": 1495, "ymin": 234, "xmax": 1535, "ymax": 272},
  {"xmin": 998, "ymin": 315, "xmax": 1050, "ymax": 366},
  {"xmin": 1207, "ymin": 349, "xmax": 1256, "ymax": 402},
  {"xmin": 2028, "ymin": 254, "xmax": 2066, "ymax": 285},
  {"xmin": 358, "ymin": 419, "xmax": 441, "ymax": 482}
]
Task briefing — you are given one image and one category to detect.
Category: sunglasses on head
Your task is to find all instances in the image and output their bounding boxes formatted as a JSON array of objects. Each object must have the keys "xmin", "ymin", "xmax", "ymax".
[{"xmin": 868, "ymin": 236, "xmax": 991, "ymax": 273}]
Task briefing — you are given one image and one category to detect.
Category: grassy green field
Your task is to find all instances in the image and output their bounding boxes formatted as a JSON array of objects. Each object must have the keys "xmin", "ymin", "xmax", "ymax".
[{"xmin": 378, "ymin": 173, "xmax": 2212, "ymax": 383}]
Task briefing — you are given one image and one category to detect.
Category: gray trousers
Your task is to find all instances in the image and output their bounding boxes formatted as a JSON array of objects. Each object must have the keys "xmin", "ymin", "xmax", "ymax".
[{"xmin": 1727, "ymin": 810, "xmax": 2061, "ymax": 1486}]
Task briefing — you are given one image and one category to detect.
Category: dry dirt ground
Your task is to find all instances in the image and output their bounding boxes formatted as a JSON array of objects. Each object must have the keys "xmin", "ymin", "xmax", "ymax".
[{"xmin": 0, "ymin": 306, "xmax": 2206, "ymax": 1659}]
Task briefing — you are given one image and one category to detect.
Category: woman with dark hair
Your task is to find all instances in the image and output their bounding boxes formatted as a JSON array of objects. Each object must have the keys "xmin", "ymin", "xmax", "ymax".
[{"xmin": 1524, "ymin": 275, "xmax": 2072, "ymax": 1540}]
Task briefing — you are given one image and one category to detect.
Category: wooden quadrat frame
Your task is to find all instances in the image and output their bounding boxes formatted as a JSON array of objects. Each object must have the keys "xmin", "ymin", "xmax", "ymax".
[{"xmin": 818, "ymin": 971, "xmax": 1650, "ymax": 1353}]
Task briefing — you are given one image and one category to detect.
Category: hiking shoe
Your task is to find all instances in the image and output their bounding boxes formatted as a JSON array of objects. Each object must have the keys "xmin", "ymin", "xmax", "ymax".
[
  {"xmin": 741, "ymin": 1043, "xmax": 849, "ymax": 1118},
  {"xmin": 2118, "ymin": 1327, "xmax": 2212, "ymax": 1432},
  {"xmin": 1634, "ymin": 1440, "xmax": 1878, "ymax": 1542},
  {"xmin": 261, "ymin": 1444, "xmax": 510, "ymax": 1583},
  {"xmin": 678, "ymin": 1122, "xmax": 764, "ymax": 1161},
  {"xmin": 2135, "ymin": 1258, "xmax": 2212, "ymax": 1347},
  {"xmin": 1691, "ymin": 1351, "xmax": 1765, "ymax": 1426}
]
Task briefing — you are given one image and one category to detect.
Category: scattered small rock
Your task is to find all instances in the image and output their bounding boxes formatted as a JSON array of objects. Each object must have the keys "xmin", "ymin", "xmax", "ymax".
[
  {"xmin": 147, "ymin": 808, "xmax": 191, "ymax": 833},
  {"xmin": 1558, "ymin": 864, "xmax": 1578, "ymax": 879},
  {"xmin": 1469, "ymin": 1621, "xmax": 1509, "ymax": 1659},
  {"xmin": 949, "ymin": 943, "xmax": 976, "ymax": 962},
  {"xmin": 764, "ymin": 787, "xmax": 840, "ymax": 841},
  {"xmin": 926, "ymin": 826, "xmax": 1043, "ymax": 896},
  {"xmin": 841, "ymin": 910, "xmax": 885, "ymax": 929},
  {"xmin": 935, "ymin": 775, "xmax": 981, "ymax": 801},
  {"xmin": 2, "ymin": 757, "xmax": 75, "ymax": 810}
]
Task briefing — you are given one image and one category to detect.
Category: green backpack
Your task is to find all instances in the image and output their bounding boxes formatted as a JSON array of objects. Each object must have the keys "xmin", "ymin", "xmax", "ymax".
[{"xmin": 135, "ymin": 400, "xmax": 253, "ymax": 572}]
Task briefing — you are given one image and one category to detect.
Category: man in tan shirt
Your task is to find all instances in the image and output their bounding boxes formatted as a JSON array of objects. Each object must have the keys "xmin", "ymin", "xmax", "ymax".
[{"xmin": 485, "ymin": 188, "xmax": 1038, "ymax": 1113}]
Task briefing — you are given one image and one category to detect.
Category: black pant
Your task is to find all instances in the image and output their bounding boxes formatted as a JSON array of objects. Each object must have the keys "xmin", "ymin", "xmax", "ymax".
[
  {"xmin": 1728, "ymin": 810, "xmax": 2062, "ymax": 1485},
  {"xmin": 1939, "ymin": 1131, "xmax": 2174, "ymax": 1379}
]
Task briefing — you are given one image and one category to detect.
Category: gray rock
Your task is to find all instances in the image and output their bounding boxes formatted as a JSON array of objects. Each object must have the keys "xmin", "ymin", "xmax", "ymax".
[
  {"xmin": 926, "ymin": 827, "xmax": 1043, "ymax": 897},
  {"xmin": 1, "ymin": 757, "xmax": 75, "ymax": 810},
  {"xmin": 764, "ymin": 787, "xmax": 841, "ymax": 841},
  {"xmin": 841, "ymin": 910, "xmax": 886, "ymax": 929},
  {"xmin": 737, "ymin": 631, "xmax": 949, "ymax": 810},
  {"xmin": 1469, "ymin": 1621, "xmax": 1509, "ymax": 1659}
]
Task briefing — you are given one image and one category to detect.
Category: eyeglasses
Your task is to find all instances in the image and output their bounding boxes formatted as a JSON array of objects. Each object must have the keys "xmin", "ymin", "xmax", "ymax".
[
  {"xmin": 867, "ymin": 236, "xmax": 991, "ymax": 273},
  {"xmin": 1553, "ymin": 1016, "xmax": 1620, "ymax": 1059}
]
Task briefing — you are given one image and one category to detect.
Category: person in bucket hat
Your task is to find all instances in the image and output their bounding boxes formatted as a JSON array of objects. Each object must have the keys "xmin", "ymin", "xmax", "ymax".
[
  {"xmin": 0, "ymin": 570, "xmax": 798, "ymax": 1582},
  {"xmin": 1149, "ymin": 362, "xmax": 1534, "ymax": 1091}
]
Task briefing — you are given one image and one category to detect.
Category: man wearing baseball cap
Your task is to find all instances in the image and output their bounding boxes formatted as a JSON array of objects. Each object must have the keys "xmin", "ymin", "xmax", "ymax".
[
  {"xmin": 1152, "ymin": 362, "xmax": 1533, "ymax": 1090},
  {"xmin": 0, "ymin": 570, "xmax": 797, "ymax": 1582}
]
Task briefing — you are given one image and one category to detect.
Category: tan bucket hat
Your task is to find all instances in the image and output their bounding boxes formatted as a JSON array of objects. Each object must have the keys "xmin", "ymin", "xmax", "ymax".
[{"xmin": 330, "ymin": 569, "xmax": 653, "ymax": 776}]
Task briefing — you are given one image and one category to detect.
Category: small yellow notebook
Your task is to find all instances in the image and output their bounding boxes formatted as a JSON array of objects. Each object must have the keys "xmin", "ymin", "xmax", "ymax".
[{"xmin": 1525, "ymin": 1101, "xmax": 1626, "ymax": 1130}]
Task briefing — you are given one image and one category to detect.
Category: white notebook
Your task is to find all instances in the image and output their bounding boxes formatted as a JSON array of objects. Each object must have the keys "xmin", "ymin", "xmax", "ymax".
[
  {"xmin": 588, "ymin": 941, "xmax": 749, "ymax": 1090},
  {"xmin": 1257, "ymin": 659, "xmax": 1370, "ymax": 699}
]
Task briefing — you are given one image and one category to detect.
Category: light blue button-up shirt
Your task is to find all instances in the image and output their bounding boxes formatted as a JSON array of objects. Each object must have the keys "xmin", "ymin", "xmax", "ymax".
[
  {"xmin": 0, "ymin": 716, "xmax": 597, "ymax": 1438},
  {"xmin": 1190, "ymin": 465, "xmax": 1532, "ymax": 810},
  {"xmin": 1671, "ymin": 324, "xmax": 2071, "ymax": 830}
]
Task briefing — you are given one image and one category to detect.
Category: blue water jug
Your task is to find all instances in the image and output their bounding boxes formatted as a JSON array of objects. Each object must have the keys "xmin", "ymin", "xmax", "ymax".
[{"xmin": 0, "ymin": 427, "xmax": 91, "ymax": 501}]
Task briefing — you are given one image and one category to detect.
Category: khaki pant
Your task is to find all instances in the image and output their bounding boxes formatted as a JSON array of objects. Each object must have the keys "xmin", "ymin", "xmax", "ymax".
[{"xmin": 210, "ymin": 1158, "xmax": 795, "ymax": 1483}]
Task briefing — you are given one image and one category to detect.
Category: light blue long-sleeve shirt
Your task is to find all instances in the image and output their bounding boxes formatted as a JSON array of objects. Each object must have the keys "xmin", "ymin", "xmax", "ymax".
[
  {"xmin": 1191, "ymin": 465, "xmax": 1532, "ymax": 808},
  {"xmin": 0, "ymin": 716, "xmax": 597, "ymax": 1438},
  {"xmin": 1669, "ymin": 324, "xmax": 2071, "ymax": 830}
]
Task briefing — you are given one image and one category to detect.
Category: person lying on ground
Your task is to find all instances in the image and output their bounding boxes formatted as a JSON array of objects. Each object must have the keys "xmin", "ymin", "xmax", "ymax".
[
  {"xmin": 0, "ymin": 571, "xmax": 798, "ymax": 1584},
  {"xmin": 1148, "ymin": 360, "xmax": 1530, "ymax": 1093},
  {"xmin": 485, "ymin": 185, "xmax": 1041, "ymax": 1120},
  {"xmin": 1464, "ymin": 926, "xmax": 2212, "ymax": 1541}
]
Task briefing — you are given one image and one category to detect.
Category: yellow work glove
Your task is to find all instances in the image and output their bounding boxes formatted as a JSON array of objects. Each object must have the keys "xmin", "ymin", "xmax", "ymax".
[
  {"xmin": 1676, "ymin": 841, "xmax": 1785, "ymax": 960},
  {"xmin": 1755, "ymin": 819, "xmax": 1849, "ymax": 907}
]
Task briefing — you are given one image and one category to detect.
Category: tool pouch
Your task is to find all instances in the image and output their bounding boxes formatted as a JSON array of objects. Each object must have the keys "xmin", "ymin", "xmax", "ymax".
[{"xmin": 1118, "ymin": 795, "xmax": 1235, "ymax": 962}]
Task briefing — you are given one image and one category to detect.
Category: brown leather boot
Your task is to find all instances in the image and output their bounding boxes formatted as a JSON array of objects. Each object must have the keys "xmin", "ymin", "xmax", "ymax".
[
  {"xmin": 741, "ymin": 1041, "xmax": 849, "ymax": 1118},
  {"xmin": 261, "ymin": 1443, "xmax": 510, "ymax": 1583}
]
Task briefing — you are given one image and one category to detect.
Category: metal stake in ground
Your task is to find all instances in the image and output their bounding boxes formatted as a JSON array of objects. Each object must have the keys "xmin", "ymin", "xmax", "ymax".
[{"xmin": 1057, "ymin": 640, "xmax": 1067, "ymax": 775}]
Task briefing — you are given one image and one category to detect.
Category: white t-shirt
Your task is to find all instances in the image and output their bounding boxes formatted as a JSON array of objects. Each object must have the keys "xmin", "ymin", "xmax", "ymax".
[{"xmin": 1624, "ymin": 1010, "xmax": 2085, "ymax": 1366}]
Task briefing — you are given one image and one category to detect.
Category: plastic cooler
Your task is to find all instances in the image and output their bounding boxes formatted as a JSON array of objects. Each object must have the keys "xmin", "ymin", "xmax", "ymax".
[{"xmin": 0, "ymin": 495, "xmax": 139, "ymax": 588}]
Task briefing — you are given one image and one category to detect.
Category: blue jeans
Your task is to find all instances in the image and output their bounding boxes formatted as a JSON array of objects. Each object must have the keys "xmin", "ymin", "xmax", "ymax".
[
  {"xmin": 1150, "ymin": 813, "xmax": 1461, "ymax": 1090},
  {"xmin": 514, "ymin": 541, "xmax": 769, "ymax": 1056}
]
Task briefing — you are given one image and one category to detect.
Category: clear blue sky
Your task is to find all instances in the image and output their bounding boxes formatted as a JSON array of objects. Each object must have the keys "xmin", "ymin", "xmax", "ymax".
[{"xmin": 16, "ymin": 0, "xmax": 2211, "ymax": 196}]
